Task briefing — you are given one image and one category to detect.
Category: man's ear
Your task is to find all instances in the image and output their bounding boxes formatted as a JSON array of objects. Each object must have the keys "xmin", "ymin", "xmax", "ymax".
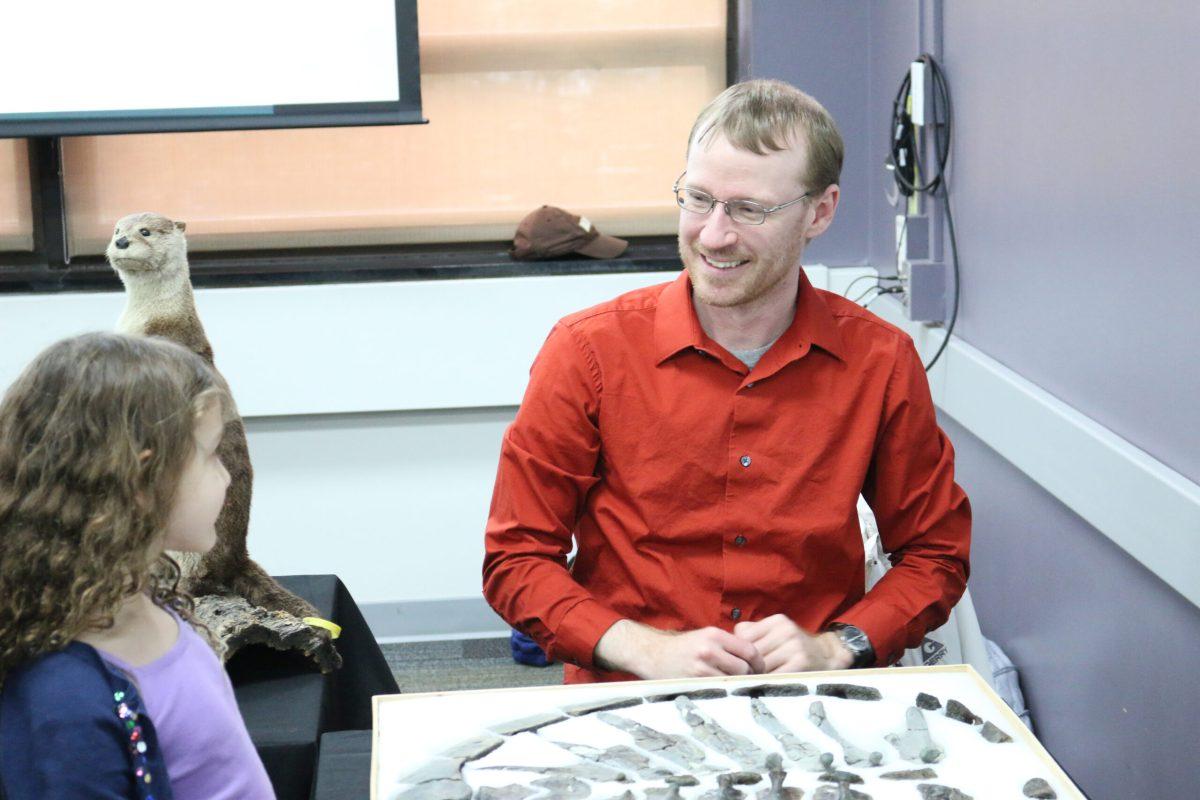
[
  {"xmin": 805, "ymin": 184, "xmax": 840, "ymax": 240},
  {"xmin": 174, "ymin": 221, "xmax": 187, "ymax": 233}
]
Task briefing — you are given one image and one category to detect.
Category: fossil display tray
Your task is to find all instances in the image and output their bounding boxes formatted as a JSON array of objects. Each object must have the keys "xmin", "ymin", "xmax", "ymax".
[{"xmin": 371, "ymin": 665, "xmax": 1083, "ymax": 800}]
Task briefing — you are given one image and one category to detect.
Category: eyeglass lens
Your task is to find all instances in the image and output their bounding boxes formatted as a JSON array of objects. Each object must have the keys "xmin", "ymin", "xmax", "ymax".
[{"xmin": 675, "ymin": 188, "xmax": 767, "ymax": 224}]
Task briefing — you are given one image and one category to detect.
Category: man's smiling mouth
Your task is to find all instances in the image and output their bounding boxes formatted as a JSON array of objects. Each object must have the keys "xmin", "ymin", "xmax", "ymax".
[{"xmin": 701, "ymin": 253, "xmax": 749, "ymax": 270}]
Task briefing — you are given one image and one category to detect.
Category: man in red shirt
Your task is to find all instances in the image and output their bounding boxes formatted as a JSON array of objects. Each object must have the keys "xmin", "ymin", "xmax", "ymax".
[{"xmin": 484, "ymin": 79, "xmax": 971, "ymax": 684}]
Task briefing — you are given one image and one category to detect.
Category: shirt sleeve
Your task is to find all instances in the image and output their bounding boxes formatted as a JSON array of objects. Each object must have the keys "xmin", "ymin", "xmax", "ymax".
[
  {"xmin": 23, "ymin": 690, "xmax": 140, "ymax": 799},
  {"xmin": 33, "ymin": 720, "xmax": 137, "ymax": 799},
  {"xmin": 483, "ymin": 322, "xmax": 625, "ymax": 669},
  {"xmin": 836, "ymin": 338, "xmax": 972, "ymax": 666}
]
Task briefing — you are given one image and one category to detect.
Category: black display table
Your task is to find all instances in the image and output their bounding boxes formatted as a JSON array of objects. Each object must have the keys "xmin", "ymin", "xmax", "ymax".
[
  {"xmin": 311, "ymin": 730, "xmax": 372, "ymax": 799},
  {"xmin": 228, "ymin": 575, "xmax": 398, "ymax": 800}
]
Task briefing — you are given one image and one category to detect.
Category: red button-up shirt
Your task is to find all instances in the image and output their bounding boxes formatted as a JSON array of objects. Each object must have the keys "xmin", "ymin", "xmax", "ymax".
[{"xmin": 484, "ymin": 270, "xmax": 970, "ymax": 683}]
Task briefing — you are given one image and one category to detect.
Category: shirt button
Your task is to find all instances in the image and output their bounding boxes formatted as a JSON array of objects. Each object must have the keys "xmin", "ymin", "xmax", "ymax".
[
  {"xmin": 740, "ymin": 455, "xmax": 752, "ymax": 468},
  {"xmin": 747, "ymin": 382, "xmax": 756, "ymax": 389},
  {"xmin": 730, "ymin": 608, "xmax": 742, "ymax": 620},
  {"xmin": 734, "ymin": 535, "xmax": 747, "ymax": 547}
]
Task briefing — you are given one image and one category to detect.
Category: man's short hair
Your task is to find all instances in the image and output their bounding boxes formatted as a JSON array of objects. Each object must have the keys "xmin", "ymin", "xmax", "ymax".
[{"xmin": 687, "ymin": 79, "xmax": 844, "ymax": 195}]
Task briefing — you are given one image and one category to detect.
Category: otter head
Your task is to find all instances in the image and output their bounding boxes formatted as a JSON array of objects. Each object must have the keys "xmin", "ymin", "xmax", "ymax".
[{"xmin": 106, "ymin": 212, "xmax": 188, "ymax": 281}]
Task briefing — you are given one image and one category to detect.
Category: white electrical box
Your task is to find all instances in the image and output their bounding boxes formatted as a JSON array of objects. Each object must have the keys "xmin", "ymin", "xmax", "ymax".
[{"xmin": 910, "ymin": 60, "xmax": 927, "ymax": 126}]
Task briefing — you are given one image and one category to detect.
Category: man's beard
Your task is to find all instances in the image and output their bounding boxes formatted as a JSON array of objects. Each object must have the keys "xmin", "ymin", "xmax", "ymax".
[{"xmin": 679, "ymin": 240, "xmax": 797, "ymax": 310}]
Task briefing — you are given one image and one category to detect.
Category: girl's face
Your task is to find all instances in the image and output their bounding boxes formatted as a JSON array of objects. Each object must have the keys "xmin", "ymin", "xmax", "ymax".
[{"xmin": 162, "ymin": 402, "xmax": 230, "ymax": 553}]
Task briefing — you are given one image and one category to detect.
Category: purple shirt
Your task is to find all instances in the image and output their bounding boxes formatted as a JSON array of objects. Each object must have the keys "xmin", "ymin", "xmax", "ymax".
[{"xmin": 99, "ymin": 611, "xmax": 275, "ymax": 800}]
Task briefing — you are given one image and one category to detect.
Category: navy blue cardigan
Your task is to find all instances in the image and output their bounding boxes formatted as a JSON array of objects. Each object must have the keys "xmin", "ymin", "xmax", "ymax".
[{"xmin": 0, "ymin": 642, "xmax": 174, "ymax": 799}]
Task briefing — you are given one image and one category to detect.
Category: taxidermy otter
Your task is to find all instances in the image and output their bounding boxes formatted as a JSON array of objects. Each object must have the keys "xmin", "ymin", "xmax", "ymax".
[{"xmin": 107, "ymin": 212, "xmax": 340, "ymax": 672}]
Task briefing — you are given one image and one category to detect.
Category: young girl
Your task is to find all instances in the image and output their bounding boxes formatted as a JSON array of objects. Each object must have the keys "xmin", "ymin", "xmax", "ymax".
[{"xmin": 0, "ymin": 332, "xmax": 275, "ymax": 799}]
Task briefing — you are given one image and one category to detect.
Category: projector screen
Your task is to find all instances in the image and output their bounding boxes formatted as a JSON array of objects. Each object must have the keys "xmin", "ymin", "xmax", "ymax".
[{"xmin": 0, "ymin": 0, "xmax": 422, "ymax": 137}]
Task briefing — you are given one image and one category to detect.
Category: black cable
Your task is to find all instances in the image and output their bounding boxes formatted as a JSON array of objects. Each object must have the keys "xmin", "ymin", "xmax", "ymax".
[
  {"xmin": 863, "ymin": 287, "xmax": 904, "ymax": 311},
  {"xmin": 887, "ymin": 53, "xmax": 960, "ymax": 372},
  {"xmin": 921, "ymin": 191, "xmax": 961, "ymax": 372},
  {"xmin": 852, "ymin": 284, "xmax": 883, "ymax": 305},
  {"xmin": 890, "ymin": 55, "xmax": 952, "ymax": 197},
  {"xmin": 843, "ymin": 273, "xmax": 900, "ymax": 300},
  {"xmin": 843, "ymin": 157, "xmax": 908, "ymax": 308}
]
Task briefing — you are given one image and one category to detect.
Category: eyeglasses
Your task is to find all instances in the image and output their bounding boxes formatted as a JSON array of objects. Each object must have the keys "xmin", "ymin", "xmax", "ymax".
[{"xmin": 672, "ymin": 171, "xmax": 811, "ymax": 225}]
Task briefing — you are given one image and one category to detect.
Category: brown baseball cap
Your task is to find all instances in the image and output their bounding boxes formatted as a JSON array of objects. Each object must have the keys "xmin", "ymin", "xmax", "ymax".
[{"xmin": 510, "ymin": 206, "xmax": 628, "ymax": 260}]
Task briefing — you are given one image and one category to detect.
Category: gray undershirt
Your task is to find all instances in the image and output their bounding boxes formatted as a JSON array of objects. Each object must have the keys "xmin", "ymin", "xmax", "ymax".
[{"xmin": 729, "ymin": 337, "xmax": 779, "ymax": 369}]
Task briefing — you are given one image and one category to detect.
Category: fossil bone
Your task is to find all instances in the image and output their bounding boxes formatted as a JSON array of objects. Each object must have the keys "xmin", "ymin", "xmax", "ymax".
[
  {"xmin": 598, "ymin": 712, "xmax": 713, "ymax": 772},
  {"xmin": 478, "ymin": 764, "xmax": 627, "ymax": 783},
  {"xmin": 676, "ymin": 696, "xmax": 767, "ymax": 769},
  {"xmin": 806, "ymin": 701, "xmax": 880, "ymax": 766},
  {"xmin": 647, "ymin": 688, "xmax": 730, "ymax": 703},
  {"xmin": 732, "ymin": 684, "xmax": 810, "ymax": 698},
  {"xmin": 489, "ymin": 712, "xmax": 568, "ymax": 736},
  {"xmin": 979, "ymin": 721, "xmax": 1012, "ymax": 743},
  {"xmin": 815, "ymin": 684, "xmax": 881, "ymax": 702},
  {"xmin": 547, "ymin": 741, "xmax": 676, "ymax": 780},
  {"xmin": 917, "ymin": 785, "xmax": 973, "ymax": 800},
  {"xmin": 1022, "ymin": 778, "xmax": 1057, "ymax": 799},
  {"xmin": 749, "ymin": 698, "xmax": 824, "ymax": 770},
  {"xmin": 884, "ymin": 706, "xmax": 944, "ymax": 764},
  {"xmin": 943, "ymin": 700, "xmax": 982, "ymax": 726},
  {"xmin": 475, "ymin": 787, "xmax": 535, "ymax": 800},
  {"xmin": 530, "ymin": 775, "xmax": 591, "ymax": 798},
  {"xmin": 915, "ymin": 693, "xmax": 941, "ymax": 711},
  {"xmin": 563, "ymin": 697, "xmax": 644, "ymax": 717},
  {"xmin": 880, "ymin": 767, "xmax": 938, "ymax": 780},
  {"xmin": 755, "ymin": 754, "xmax": 803, "ymax": 800}
]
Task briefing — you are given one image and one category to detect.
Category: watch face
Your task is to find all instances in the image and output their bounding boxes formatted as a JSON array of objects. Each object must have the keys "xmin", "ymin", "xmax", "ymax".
[
  {"xmin": 840, "ymin": 628, "xmax": 867, "ymax": 650},
  {"xmin": 835, "ymin": 625, "xmax": 874, "ymax": 667}
]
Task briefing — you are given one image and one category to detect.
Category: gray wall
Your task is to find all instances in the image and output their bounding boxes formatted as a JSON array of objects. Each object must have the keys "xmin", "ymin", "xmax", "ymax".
[{"xmin": 746, "ymin": 1, "xmax": 1200, "ymax": 796}]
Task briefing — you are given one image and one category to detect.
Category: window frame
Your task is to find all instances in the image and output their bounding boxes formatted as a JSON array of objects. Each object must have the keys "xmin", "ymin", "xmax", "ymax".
[
  {"xmin": 0, "ymin": 1, "xmax": 423, "ymax": 139},
  {"xmin": 0, "ymin": 1, "xmax": 736, "ymax": 295}
]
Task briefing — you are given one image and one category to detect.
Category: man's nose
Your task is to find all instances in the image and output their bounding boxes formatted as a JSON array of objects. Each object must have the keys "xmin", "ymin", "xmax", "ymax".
[
  {"xmin": 115, "ymin": 237, "xmax": 129, "ymax": 249},
  {"xmin": 698, "ymin": 207, "xmax": 738, "ymax": 251}
]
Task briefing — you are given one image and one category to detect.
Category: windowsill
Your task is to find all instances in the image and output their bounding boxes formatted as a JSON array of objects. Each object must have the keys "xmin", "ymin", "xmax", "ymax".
[{"xmin": 0, "ymin": 237, "xmax": 683, "ymax": 295}]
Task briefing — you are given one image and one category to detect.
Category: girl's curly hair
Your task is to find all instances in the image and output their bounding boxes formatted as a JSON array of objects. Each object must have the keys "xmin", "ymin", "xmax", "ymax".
[{"xmin": 0, "ymin": 332, "xmax": 230, "ymax": 674}]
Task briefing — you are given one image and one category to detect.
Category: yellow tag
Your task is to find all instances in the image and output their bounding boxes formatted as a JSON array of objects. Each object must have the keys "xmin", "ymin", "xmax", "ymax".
[{"xmin": 303, "ymin": 617, "xmax": 342, "ymax": 639}]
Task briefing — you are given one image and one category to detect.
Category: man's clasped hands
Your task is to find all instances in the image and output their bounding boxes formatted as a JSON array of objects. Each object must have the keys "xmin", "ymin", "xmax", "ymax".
[{"xmin": 594, "ymin": 613, "xmax": 854, "ymax": 680}]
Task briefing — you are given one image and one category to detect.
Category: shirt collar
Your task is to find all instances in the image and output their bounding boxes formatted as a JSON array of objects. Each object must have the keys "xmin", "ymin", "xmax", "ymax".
[{"xmin": 654, "ymin": 269, "xmax": 847, "ymax": 366}]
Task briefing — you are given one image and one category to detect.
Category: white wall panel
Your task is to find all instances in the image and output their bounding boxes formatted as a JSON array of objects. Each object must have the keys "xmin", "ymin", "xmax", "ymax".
[
  {"xmin": 0, "ymin": 271, "xmax": 689, "ymax": 622},
  {"xmin": 0, "ymin": 271, "xmax": 676, "ymax": 416},
  {"xmin": 242, "ymin": 407, "xmax": 515, "ymax": 606}
]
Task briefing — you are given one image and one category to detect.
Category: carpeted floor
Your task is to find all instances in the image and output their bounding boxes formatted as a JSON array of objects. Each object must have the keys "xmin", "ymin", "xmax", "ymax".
[{"xmin": 380, "ymin": 636, "xmax": 564, "ymax": 694}]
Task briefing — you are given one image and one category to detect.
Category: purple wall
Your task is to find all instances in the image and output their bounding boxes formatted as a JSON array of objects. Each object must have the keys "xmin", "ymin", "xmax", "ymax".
[
  {"xmin": 745, "ymin": 1, "xmax": 1200, "ymax": 796},
  {"xmin": 942, "ymin": 412, "xmax": 1200, "ymax": 798},
  {"xmin": 865, "ymin": 1, "xmax": 922, "ymax": 267},
  {"xmin": 866, "ymin": 1, "xmax": 1200, "ymax": 484},
  {"xmin": 738, "ymin": 1, "xmax": 870, "ymax": 266}
]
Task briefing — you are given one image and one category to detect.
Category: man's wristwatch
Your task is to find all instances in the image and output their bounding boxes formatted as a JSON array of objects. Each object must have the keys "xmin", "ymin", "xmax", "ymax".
[{"xmin": 828, "ymin": 623, "xmax": 875, "ymax": 669}]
